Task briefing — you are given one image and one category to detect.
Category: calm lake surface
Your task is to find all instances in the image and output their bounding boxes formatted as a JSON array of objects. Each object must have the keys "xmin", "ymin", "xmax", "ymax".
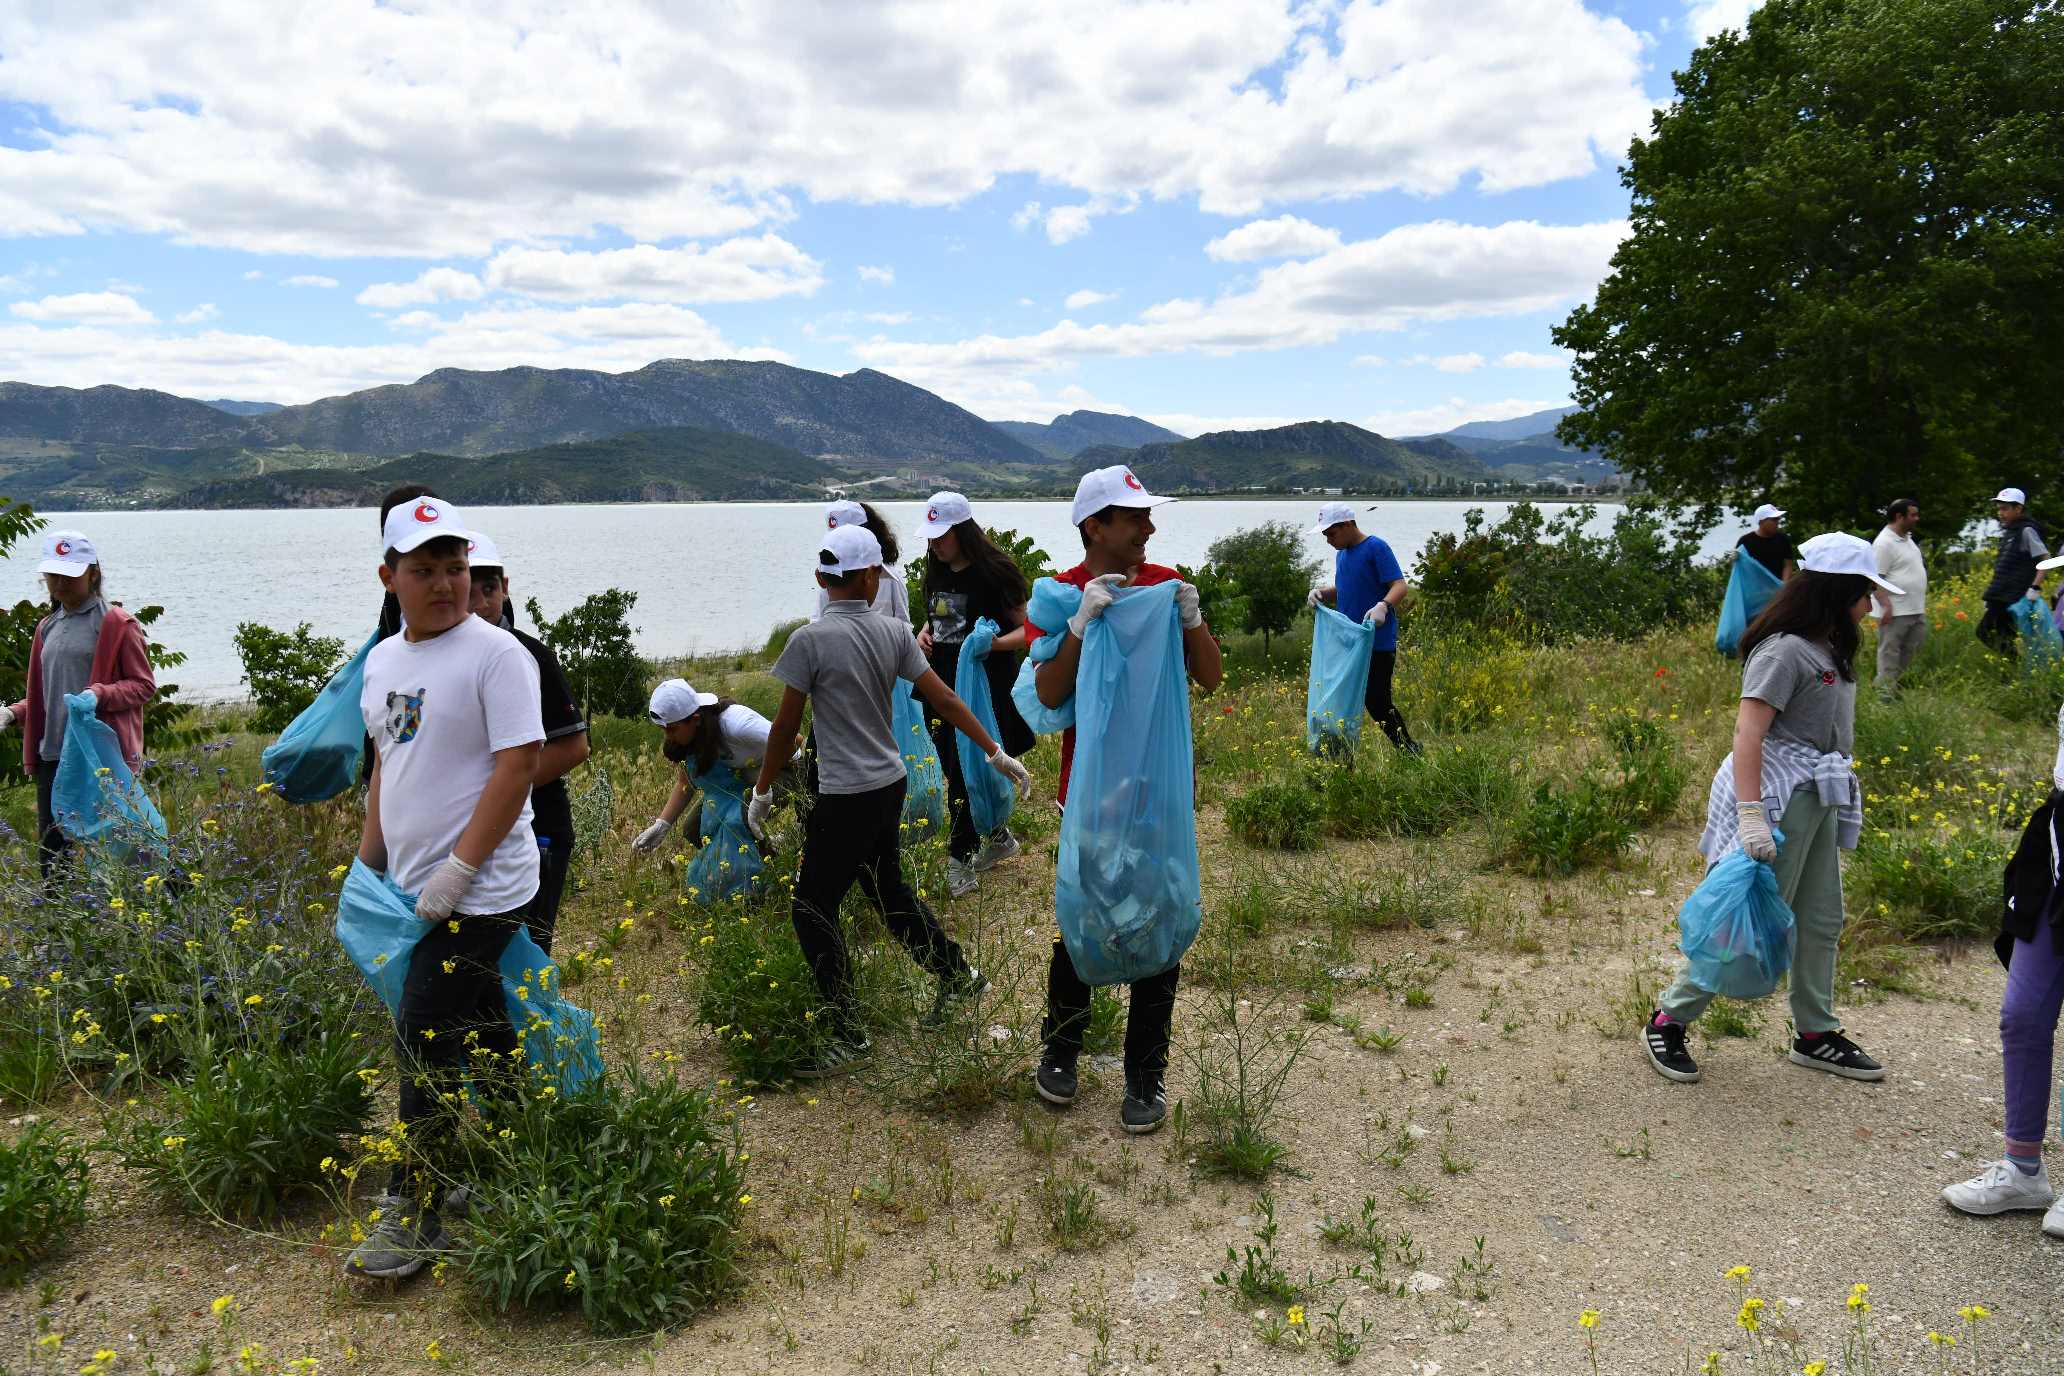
[{"xmin": 1, "ymin": 500, "xmax": 1743, "ymax": 700}]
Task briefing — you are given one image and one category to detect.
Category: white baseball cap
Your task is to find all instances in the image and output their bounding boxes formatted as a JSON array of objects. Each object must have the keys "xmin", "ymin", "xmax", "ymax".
[
  {"xmin": 918, "ymin": 491, "xmax": 974, "ymax": 539},
  {"xmin": 1751, "ymin": 503, "xmax": 1785, "ymax": 522},
  {"xmin": 1310, "ymin": 501, "xmax": 1356, "ymax": 534},
  {"xmin": 37, "ymin": 530, "xmax": 97, "ymax": 577},
  {"xmin": 648, "ymin": 677, "xmax": 718, "ymax": 725},
  {"xmin": 1797, "ymin": 531, "xmax": 1903, "ymax": 595},
  {"xmin": 1995, "ymin": 487, "xmax": 2028, "ymax": 505},
  {"xmin": 382, "ymin": 496, "xmax": 480, "ymax": 556},
  {"xmin": 820, "ymin": 523, "xmax": 883, "ymax": 575},
  {"xmin": 2037, "ymin": 554, "xmax": 2064, "ymax": 571},
  {"xmin": 1071, "ymin": 464, "xmax": 1175, "ymax": 527},
  {"xmin": 466, "ymin": 534, "xmax": 504, "ymax": 570},
  {"xmin": 825, "ymin": 499, "xmax": 866, "ymax": 531}
]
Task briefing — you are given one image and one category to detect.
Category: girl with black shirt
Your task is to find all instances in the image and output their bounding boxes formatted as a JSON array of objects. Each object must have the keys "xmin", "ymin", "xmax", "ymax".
[{"xmin": 915, "ymin": 492, "xmax": 1035, "ymax": 896}]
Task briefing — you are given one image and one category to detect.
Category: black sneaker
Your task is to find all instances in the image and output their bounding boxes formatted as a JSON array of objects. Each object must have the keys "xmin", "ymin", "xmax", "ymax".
[
  {"xmin": 922, "ymin": 967, "xmax": 990, "ymax": 1029},
  {"xmin": 1642, "ymin": 1013, "xmax": 1701, "ymax": 1083},
  {"xmin": 1034, "ymin": 1055, "xmax": 1078, "ymax": 1106},
  {"xmin": 1120, "ymin": 1077, "xmax": 1168, "ymax": 1135},
  {"xmin": 1789, "ymin": 1030, "xmax": 1885, "ymax": 1081},
  {"xmin": 794, "ymin": 1033, "xmax": 872, "ymax": 1080}
]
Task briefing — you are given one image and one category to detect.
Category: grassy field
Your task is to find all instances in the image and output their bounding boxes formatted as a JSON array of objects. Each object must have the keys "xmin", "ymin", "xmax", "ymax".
[{"xmin": 1, "ymin": 573, "xmax": 2059, "ymax": 1375}]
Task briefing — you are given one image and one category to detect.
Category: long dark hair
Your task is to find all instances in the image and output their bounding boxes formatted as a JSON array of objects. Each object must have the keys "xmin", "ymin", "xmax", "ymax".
[
  {"xmin": 855, "ymin": 502, "xmax": 900, "ymax": 567},
  {"xmin": 690, "ymin": 697, "xmax": 741, "ymax": 776},
  {"xmin": 1739, "ymin": 571, "xmax": 1874, "ymax": 681},
  {"xmin": 923, "ymin": 518, "xmax": 1028, "ymax": 611}
]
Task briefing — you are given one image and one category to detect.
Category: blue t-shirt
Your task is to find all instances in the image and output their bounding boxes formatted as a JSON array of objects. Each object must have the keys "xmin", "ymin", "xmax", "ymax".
[{"xmin": 1335, "ymin": 535, "xmax": 1403, "ymax": 651}]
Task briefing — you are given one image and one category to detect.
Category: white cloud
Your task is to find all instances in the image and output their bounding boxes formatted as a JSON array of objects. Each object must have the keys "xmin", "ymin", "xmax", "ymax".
[
  {"xmin": 1497, "ymin": 349, "xmax": 1571, "ymax": 369},
  {"xmin": 1404, "ymin": 352, "xmax": 1485, "ymax": 373},
  {"xmin": 856, "ymin": 264, "xmax": 895, "ymax": 286},
  {"xmin": 0, "ymin": 2, "xmax": 1653, "ymax": 258},
  {"xmin": 863, "ymin": 311, "xmax": 912, "ymax": 325},
  {"xmin": 483, "ymin": 237, "xmax": 823, "ymax": 303},
  {"xmin": 283, "ymin": 274, "xmax": 340, "ymax": 288},
  {"xmin": 1146, "ymin": 410, "xmax": 1310, "ymax": 435},
  {"xmin": 241, "ymin": 270, "xmax": 264, "ymax": 281},
  {"xmin": 1205, "ymin": 215, "xmax": 1343, "ymax": 262},
  {"xmin": 1016, "ymin": 296, "xmax": 1035, "ymax": 306},
  {"xmin": 1362, "ymin": 395, "xmax": 1565, "ymax": 437},
  {"xmin": 1686, "ymin": 0, "xmax": 1761, "ymax": 40},
  {"xmin": 176, "ymin": 302, "xmax": 219, "ymax": 324},
  {"xmin": 356, "ymin": 267, "xmax": 486, "ymax": 308},
  {"xmin": 9, "ymin": 290, "xmax": 154, "ymax": 324},
  {"xmin": 1351, "ymin": 354, "xmax": 1387, "ymax": 367},
  {"xmin": 1010, "ymin": 202, "xmax": 1044, "ymax": 231},
  {"xmin": 853, "ymin": 218, "xmax": 1624, "ymax": 409},
  {"xmin": 1043, "ymin": 205, "xmax": 1094, "ymax": 245},
  {"xmin": 1063, "ymin": 288, "xmax": 1116, "ymax": 311}
]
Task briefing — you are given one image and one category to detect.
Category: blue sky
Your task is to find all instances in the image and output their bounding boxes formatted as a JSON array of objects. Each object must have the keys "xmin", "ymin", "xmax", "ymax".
[{"xmin": 0, "ymin": 0, "xmax": 1757, "ymax": 436}]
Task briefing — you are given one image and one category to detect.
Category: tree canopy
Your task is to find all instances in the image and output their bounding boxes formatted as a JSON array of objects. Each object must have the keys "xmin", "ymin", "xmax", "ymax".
[{"xmin": 1555, "ymin": 0, "xmax": 2064, "ymax": 535}]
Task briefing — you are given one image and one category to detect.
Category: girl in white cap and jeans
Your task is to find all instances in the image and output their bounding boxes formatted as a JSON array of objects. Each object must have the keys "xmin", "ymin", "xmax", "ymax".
[
  {"xmin": 1, "ymin": 529, "xmax": 157, "ymax": 879},
  {"xmin": 1644, "ymin": 532, "xmax": 1904, "ymax": 1086}
]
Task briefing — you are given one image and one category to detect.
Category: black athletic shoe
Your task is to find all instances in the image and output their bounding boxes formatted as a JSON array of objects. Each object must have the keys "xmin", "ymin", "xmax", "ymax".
[
  {"xmin": 794, "ymin": 1033, "xmax": 872, "ymax": 1080},
  {"xmin": 1642, "ymin": 1013, "xmax": 1701, "ymax": 1083},
  {"xmin": 922, "ymin": 967, "xmax": 990, "ymax": 1029},
  {"xmin": 1034, "ymin": 1055, "xmax": 1078, "ymax": 1106},
  {"xmin": 1120, "ymin": 1077, "xmax": 1168, "ymax": 1135},
  {"xmin": 1789, "ymin": 1030, "xmax": 1885, "ymax": 1082}
]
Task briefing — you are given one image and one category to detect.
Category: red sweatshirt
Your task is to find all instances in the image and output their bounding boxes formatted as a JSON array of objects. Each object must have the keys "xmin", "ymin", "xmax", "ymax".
[{"xmin": 9, "ymin": 602, "xmax": 157, "ymax": 773}]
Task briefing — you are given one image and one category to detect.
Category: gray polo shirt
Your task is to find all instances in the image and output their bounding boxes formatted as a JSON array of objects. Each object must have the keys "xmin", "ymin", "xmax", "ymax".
[
  {"xmin": 39, "ymin": 595, "xmax": 105, "ymax": 762},
  {"xmin": 772, "ymin": 599, "xmax": 929, "ymax": 795}
]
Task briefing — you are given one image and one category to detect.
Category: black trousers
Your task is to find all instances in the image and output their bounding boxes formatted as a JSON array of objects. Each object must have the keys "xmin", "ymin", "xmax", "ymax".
[
  {"xmin": 791, "ymin": 778, "xmax": 968, "ymax": 1035},
  {"xmin": 925, "ymin": 709, "xmax": 982, "ymax": 862},
  {"xmin": 1043, "ymin": 938, "xmax": 1180, "ymax": 1087},
  {"xmin": 391, "ymin": 906, "xmax": 523, "ymax": 1204},
  {"xmin": 1364, "ymin": 647, "xmax": 1417, "ymax": 750},
  {"xmin": 1978, "ymin": 600, "xmax": 2020, "ymax": 654},
  {"xmin": 33, "ymin": 760, "xmax": 68, "ymax": 880},
  {"xmin": 525, "ymin": 834, "xmax": 573, "ymax": 954}
]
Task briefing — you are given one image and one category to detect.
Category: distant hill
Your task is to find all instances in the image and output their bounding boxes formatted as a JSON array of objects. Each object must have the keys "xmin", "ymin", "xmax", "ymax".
[
  {"xmin": 990, "ymin": 410, "xmax": 1185, "ymax": 461},
  {"xmin": 1438, "ymin": 406, "xmax": 1580, "ymax": 442},
  {"xmin": 0, "ymin": 383, "xmax": 253, "ymax": 447},
  {"xmin": 196, "ymin": 398, "xmax": 285, "ymax": 416},
  {"xmin": 169, "ymin": 427, "xmax": 842, "ymax": 510},
  {"xmin": 1404, "ymin": 404, "xmax": 1621, "ymax": 486},
  {"xmin": 1103, "ymin": 421, "xmax": 1488, "ymax": 494}
]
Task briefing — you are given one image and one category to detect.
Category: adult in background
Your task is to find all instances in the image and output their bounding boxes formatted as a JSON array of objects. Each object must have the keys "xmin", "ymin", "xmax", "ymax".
[
  {"xmin": 466, "ymin": 535, "xmax": 590, "ymax": 954},
  {"xmin": 1870, "ymin": 498, "xmax": 1928, "ymax": 700},
  {"xmin": 915, "ymin": 491, "xmax": 1035, "ymax": 897},
  {"xmin": 1736, "ymin": 502, "xmax": 1797, "ymax": 581},
  {"xmin": 1, "ymin": 530, "xmax": 157, "ymax": 879},
  {"xmin": 1977, "ymin": 487, "xmax": 2049, "ymax": 655},
  {"xmin": 1306, "ymin": 502, "xmax": 1419, "ymax": 753}
]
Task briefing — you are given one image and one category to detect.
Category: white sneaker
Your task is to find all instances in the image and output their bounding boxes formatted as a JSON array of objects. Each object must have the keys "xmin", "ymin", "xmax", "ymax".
[
  {"xmin": 2045, "ymin": 1196, "xmax": 2064, "ymax": 1240},
  {"xmin": 945, "ymin": 858, "xmax": 977, "ymax": 898},
  {"xmin": 1942, "ymin": 1158, "xmax": 2054, "ymax": 1216},
  {"xmin": 973, "ymin": 829, "xmax": 1020, "ymax": 872}
]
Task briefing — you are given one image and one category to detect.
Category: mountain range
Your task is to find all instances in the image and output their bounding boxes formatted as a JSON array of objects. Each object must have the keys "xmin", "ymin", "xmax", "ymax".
[
  {"xmin": 991, "ymin": 410, "xmax": 1186, "ymax": 460},
  {"xmin": 1081, "ymin": 421, "xmax": 1490, "ymax": 495}
]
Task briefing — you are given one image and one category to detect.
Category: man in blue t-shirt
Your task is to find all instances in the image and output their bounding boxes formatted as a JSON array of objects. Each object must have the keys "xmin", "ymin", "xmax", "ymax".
[{"xmin": 1306, "ymin": 501, "xmax": 1420, "ymax": 753}]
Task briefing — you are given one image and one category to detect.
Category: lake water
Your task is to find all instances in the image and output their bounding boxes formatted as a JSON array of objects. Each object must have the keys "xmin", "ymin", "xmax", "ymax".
[{"xmin": 0, "ymin": 500, "xmax": 1743, "ymax": 700}]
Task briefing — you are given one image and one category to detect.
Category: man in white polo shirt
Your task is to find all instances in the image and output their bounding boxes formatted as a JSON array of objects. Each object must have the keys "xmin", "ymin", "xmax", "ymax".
[{"xmin": 1871, "ymin": 498, "xmax": 1928, "ymax": 699}]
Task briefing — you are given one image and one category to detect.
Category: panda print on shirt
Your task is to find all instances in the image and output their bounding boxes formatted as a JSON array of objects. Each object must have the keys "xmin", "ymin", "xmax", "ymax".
[{"xmin": 383, "ymin": 688, "xmax": 426, "ymax": 745}]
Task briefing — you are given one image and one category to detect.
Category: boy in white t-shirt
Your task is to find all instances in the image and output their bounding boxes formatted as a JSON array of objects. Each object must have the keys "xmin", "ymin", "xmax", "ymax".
[{"xmin": 347, "ymin": 496, "xmax": 545, "ymax": 1282}]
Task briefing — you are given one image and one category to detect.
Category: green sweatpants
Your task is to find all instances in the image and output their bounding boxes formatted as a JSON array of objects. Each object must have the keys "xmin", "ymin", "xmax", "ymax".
[{"xmin": 1659, "ymin": 785, "xmax": 1846, "ymax": 1035}]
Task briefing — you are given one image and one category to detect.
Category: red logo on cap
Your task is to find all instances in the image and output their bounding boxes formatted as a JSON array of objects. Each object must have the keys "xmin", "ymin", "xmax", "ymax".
[
  {"xmin": 926, "ymin": 506, "xmax": 938, "ymax": 522},
  {"xmin": 52, "ymin": 539, "xmax": 70, "ymax": 556},
  {"xmin": 413, "ymin": 501, "xmax": 439, "ymax": 523},
  {"xmin": 827, "ymin": 515, "xmax": 837, "ymax": 529},
  {"xmin": 1122, "ymin": 471, "xmax": 1143, "ymax": 491}
]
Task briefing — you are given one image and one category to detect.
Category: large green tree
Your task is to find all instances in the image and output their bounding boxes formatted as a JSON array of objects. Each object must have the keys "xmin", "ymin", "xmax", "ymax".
[
  {"xmin": 1555, "ymin": 0, "xmax": 2064, "ymax": 534},
  {"xmin": 1207, "ymin": 521, "xmax": 1320, "ymax": 655}
]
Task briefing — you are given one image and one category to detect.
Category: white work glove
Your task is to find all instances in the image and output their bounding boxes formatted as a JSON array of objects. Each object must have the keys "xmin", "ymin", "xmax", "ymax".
[
  {"xmin": 1735, "ymin": 802, "xmax": 1777, "ymax": 864},
  {"xmin": 986, "ymin": 746, "xmax": 1034, "ymax": 798},
  {"xmin": 1363, "ymin": 602, "xmax": 1390, "ymax": 628},
  {"xmin": 1067, "ymin": 573, "xmax": 1127, "ymax": 639},
  {"xmin": 632, "ymin": 816, "xmax": 673, "ymax": 852},
  {"xmin": 1305, "ymin": 587, "xmax": 1323, "ymax": 610},
  {"xmin": 1174, "ymin": 581, "xmax": 1202, "ymax": 630},
  {"xmin": 76, "ymin": 688, "xmax": 97, "ymax": 709},
  {"xmin": 415, "ymin": 853, "xmax": 479, "ymax": 922},
  {"xmin": 0, "ymin": 705, "xmax": 12, "ymax": 732},
  {"xmin": 745, "ymin": 786, "xmax": 773, "ymax": 840}
]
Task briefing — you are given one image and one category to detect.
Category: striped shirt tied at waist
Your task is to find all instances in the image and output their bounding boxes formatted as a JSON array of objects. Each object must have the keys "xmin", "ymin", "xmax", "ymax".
[{"xmin": 1698, "ymin": 736, "xmax": 1862, "ymax": 865}]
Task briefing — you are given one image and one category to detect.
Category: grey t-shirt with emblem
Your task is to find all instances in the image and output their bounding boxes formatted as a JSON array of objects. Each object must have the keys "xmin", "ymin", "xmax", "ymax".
[
  {"xmin": 772, "ymin": 599, "xmax": 929, "ymax": 795},
  {"xmin": 1741, "ymin": 632, "xmax": 1854, "ymax": 755},
  {"xmin": 39, "ymin": 596, "xmax": 105, "ymax": 761}
]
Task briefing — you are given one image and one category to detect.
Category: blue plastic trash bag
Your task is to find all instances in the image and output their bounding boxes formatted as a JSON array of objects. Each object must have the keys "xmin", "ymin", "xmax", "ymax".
[
  {"xmin": 1677, "ymin": 839, "xmax": 1796, "ymax": 999},
  {"xmin": 51, "ymin": 691, "xmax": 167, "ymax": 849},
  {"xmin": 684, "ymin": 759, "xmax": 765, "ymax": 903},
  {"xmin": 1306, "ymin": 604, "xmax": 1374, "ymax": 757},
  {"xmin": 335, "ymin": 859, "xmax": 602, "ymax": 1094},
  {"xmin": 261, "ymin": 630, "xmax": 378, "ymax": 803},
  {"xmin": 955, "ymin": 617, "xmax": 1018, "ymax": 834},
  {"xmin": 892, "ymin": 677, "xmax": 949, "ymax": 833},
  {"xmin": 1055, "ymin": 582, "xmax": 1201, "ymax": 986},
  {"xmin": 1011, "ymin": 577, "xmax": 1085, "ymax": 735},
  {"xmin": 2010, "ymin": 597, "xmax": 2064, "ymax": 672},
  {"xmin": 1715, "ymin": 551, "xmax": 1783, "ymax": 656}
]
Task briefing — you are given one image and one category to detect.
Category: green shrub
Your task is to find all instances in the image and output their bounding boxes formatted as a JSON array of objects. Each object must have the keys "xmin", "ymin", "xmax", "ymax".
[
  {"xmin": 1226, "ymin": 780, "xmax": 1323, "ymax": 850},
  {"xmin": 0, "ymin": 1122, "xmax": 90, "ymax": 1285},
  {"xmin": 1396, "ymin": 628, "xmax": 1536, "ymax": 734},
  {"xmin": 111, "ymin": 1028, "xmax": 375, "ymax": 1220},
  {"xmin": 1503, "ymin": 777, "xmax": 1635, "ymax": 876},
  {"xmin": 459, "ymin": 1073, "xmax": 747, "ymax": 1336},
  {"xmin": 1322, "ymin": 741, "xmax": 1520, "ymax": 838},
  {"xmin": 761, "ymin": 617, "xmax": 808, "ymax": 659},
  {"xmin": 686, "ymin": 897, "xmax": 835, "ymax": 1084},
  {"xmin": 232, "ymin": 621, "xmax": 347, "ymax": 731},
  {"xmin": 1848, "ymin": 820, "xmax": 2014, "ymax": 941},
  {"xmin": 1602, "ymin": 711, "xmax": 1687, "ymax": 826},
  {"xmin": 1205, "ymin": 522, "xmax": 1322, "ymax": 655},
  {"xmin": 1183, "ymin": 989, "xmax": 1308, "ymax": 1179},
  {"xmin": 527, "ymin": 588, "xmax": 646, "ymax": 719}
]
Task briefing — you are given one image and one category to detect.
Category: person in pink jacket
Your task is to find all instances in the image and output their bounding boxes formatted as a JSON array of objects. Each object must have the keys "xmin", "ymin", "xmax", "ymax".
[{"xmin": 2, "ymin": 529, "xmax": 156, "ymax": 877}]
